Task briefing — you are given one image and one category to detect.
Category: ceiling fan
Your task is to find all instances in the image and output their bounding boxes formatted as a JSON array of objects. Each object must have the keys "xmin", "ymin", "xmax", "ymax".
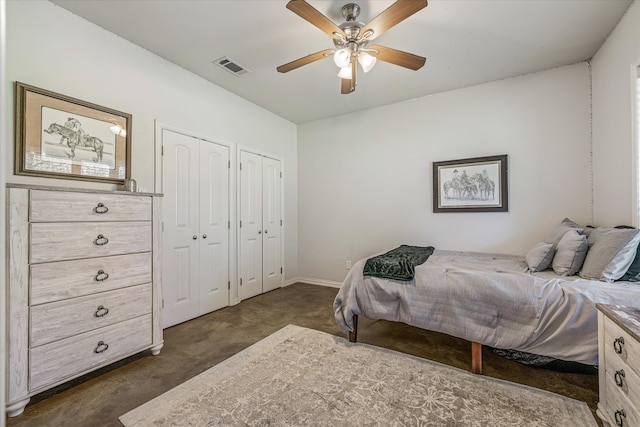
[{"xmin": 276, "ymin": 0, "xmax": 428, "ymax": 95}]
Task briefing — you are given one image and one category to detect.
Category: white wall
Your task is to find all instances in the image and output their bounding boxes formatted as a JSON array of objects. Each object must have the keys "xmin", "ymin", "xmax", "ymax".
[
  {"xmin": 3, "ymin": 1, "xmax": 298, "ymax": 280},
  {"xmin": 298, "ymin": 63, "xmax": 592, "ymax": 283},
  {"xmin": 1, "ymin": 0, "xmax": 7, "ymax": 422},
  {"xmin": 592, "ymin": 1, "xmax": 640, "ymax": 227}
]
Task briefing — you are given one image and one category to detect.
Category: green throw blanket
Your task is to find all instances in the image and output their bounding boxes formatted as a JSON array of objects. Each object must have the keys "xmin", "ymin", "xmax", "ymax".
[{"xmin": 363, "ymin": 245, "xmax": 435, "ymax": 281}]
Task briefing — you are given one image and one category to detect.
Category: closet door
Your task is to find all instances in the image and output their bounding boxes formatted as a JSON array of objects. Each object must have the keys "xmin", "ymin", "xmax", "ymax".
[
  {"xmin": 162, "ymin": 130, "xmax": 201, "ymax": 327},
  {"xmin": 239, "ymin": 151, "xmax": 283, "ymax": 300},
  {"xmin": 239, "ymin": 150, "xmax": 263, "ymax": 301},
  {"xmin": 262, "ymin": 157, "xmax": 282, "ymax": 293},
  {"xmin": 199, "ymin": 142, "xmax": 230, "ymax": 313},
  {"xmin": 162, "ymin": 130, "xmax": 230, "ymax": 328}
]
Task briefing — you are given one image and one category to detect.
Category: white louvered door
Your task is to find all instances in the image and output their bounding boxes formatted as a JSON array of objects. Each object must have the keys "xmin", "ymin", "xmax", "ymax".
[{"xmin": 163, "ymin": 130, "xmax": 229, "ymax": 328}]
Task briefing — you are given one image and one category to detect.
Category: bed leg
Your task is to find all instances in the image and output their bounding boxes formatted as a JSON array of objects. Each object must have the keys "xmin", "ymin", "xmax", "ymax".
[
  {"xmin": 471, "ymin": 342, "xmax": 483, "ymax": 374},
  {"xmin": 348, "ymin": 315, "xmax": 358, "ymax": 343}
]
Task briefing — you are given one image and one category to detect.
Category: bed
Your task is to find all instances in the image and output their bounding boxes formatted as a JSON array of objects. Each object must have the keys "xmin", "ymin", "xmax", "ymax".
[{"xmin": 333, "ymin": 222, "xmax": 640, "ymax": 374}]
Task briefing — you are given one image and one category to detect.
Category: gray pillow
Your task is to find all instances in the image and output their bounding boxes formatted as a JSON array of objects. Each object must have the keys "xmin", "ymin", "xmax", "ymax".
[
  {"xmin": 579, "ymin": 227, "xmax": 640, "ymax": 281},
  {"xmin": 526, "ymin": 242, "xmax": 555, "ymax": 272},
  {"xmin": 552, "ymin": 230, "xmax": 588, "ymax": 276},
  {"xmin": 546, "ymin": 219, "xmax": 584, "ymax": 248},
  {"xmin": 561, "ymin": 217, "xmax": 594, "ymax": 237}
]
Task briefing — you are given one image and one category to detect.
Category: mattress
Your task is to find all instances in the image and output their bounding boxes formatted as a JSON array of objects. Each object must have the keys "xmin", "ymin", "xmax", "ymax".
[{"xmin": 333, "ymin": 249, "xmax": 640, "ymax": 365}]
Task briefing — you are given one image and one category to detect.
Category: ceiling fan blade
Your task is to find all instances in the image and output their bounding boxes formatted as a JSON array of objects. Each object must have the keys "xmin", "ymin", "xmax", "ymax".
[
  {"xmin": 341, "ymin": 59, "xmax": 357, "ymax": 94},
  {"xmin": 369, "ymin": 45, "xmax": 426, "ymax": 70},
  {"xmin": 277, "ymin": 49, "xmax": 334, "ymax": 73},
  {"xmin": 360, "ymin": 0, "xmax": 428, "ymax": 41},
  {"xmin": 286, "ymin": 0, "xmax": 346, "ymax": 40}
]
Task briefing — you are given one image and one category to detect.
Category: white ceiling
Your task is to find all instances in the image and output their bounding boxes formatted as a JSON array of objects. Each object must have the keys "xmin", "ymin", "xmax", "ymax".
[{"xmin": 50, "ymin": 0, "xmax": 633, "ymax": 124}]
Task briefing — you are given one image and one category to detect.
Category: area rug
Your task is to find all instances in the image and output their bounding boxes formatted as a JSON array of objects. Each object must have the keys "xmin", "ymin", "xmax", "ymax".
[{"xmin": 120, "ymin": 325, "xmax": 596, "ymax": 426}]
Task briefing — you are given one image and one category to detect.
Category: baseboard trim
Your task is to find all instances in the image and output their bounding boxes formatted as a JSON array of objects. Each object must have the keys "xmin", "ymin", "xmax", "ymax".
[{"xmin": 284, "ymin": 277, "xmax": 342, "ymax": 289}]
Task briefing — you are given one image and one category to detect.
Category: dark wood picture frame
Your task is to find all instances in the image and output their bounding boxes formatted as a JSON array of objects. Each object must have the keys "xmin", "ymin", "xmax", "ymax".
[
  {"xmin": 14, "ymin": 81, "xmax": 131, "ymax": 184},
  {"xmin": 433, "ymin": 154, "xmax": 508, "ymax": 213}
]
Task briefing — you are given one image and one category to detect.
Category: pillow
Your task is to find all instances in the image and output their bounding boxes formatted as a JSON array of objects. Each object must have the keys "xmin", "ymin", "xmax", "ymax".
[
  {"xmin": 561, "ymin": 217, "xmax": 583, "ymax": 229},
  {"xmin": 526, "ymin": 242, "xmax": 555, "ymax": 272},
  {"xmin": 561, "ymin": 217, "xmax": 596, "ymax": 237},
  {"xmin": 580, "ymin": 227, "xmax": 640, "ymax": 282},
  {"xmin": 618, "ymin": 245, "xmax": 640, "ymax": 281},
  {"xmin": 552, "ymin": 230, "xmax": 588, "ymax": 276},
  {"xmin": 546, "ymin": 218, "xmax": 584, "ymax": 248}
]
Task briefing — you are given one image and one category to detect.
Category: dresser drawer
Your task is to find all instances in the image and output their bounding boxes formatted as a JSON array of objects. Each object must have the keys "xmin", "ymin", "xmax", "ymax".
[
  {"xmin": 30, "ymin": 284, "xmax": 151, "ymax": 347},
  {"xmin": 29, "ymin": 315, "xmax": 152, "ymax": 391},
  {"xmin": 604, "ymin": 378, "xmax": 640, "ymax": 427},
  {"xmin": 30, "ymin": 253, "xmax": 152, "ymax": 305},
  {"xmin": 30, "ymin": 222, "xmax": 151, "ymax": 263},
  {"xmin": 30, "ymin": 190, "xmax": 151, "ymax": 222},
  {"xmin": 605, "ymin": 346, "xmax": 640, "ymax": 406},
  {"xmin": 604, "ymin": 317, "xmax": 640, "ymax": 378}
]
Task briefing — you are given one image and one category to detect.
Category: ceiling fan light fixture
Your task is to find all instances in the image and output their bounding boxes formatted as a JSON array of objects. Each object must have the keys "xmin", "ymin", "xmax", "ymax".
[
  {"xmin": 334, "ymin": 48, "xmax": 351, "ymax": 68},
  {"xmin": 361, "ymin": 29, "xmax": 374, "ymax": 40},
  {"xmin": 337, "ymin": 65, "xmax": 352, "ymax": 79},
  {"xmin": 358, "ymin": 51, "xmax": 376, "ymax": 73},
  {"xmin": 278, "ymin": 0, "xmax": 428, "ymax": 94}
]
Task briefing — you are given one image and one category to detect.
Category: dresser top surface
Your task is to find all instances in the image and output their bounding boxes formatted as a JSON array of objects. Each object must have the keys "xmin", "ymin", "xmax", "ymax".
[
  {"xmin": 7, "ymin": 183, "xmax": 162, "ymax": 197},
  {"xmin": 598, "ymin": 304, "xmax": 640, "ymax": 340}
]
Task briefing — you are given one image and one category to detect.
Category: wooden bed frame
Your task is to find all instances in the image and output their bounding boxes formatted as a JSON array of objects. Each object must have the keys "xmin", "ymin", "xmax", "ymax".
[{"xmin": 348, "ymin": 314, "xmax": 484, "ymax": 374}]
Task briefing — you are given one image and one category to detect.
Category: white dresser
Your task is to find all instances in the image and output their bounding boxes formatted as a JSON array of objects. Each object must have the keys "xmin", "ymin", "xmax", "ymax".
[
  {"xmin": 6, "ymin": 184, "xmax": 163, "ymax": 417},
  {"xmin": 597, "ymin": 304, "xmax": 640, "ymax": 427}
]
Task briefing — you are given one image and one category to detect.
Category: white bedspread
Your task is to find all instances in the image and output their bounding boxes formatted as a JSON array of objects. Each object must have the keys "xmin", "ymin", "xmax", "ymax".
[{"xmin": 333, "ymin": 250, "xmax": 640, "ymax": 365}]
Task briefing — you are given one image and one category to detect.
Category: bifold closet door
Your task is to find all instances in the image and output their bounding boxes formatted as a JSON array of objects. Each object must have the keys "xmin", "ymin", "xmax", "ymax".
[
  {"xmin": 199, "ymin": 141, "xmax": 230, "ymax": 314},
  {"xmin": 239, "ymin": 150, "xmax": 282, "ymax": 301},
  {"xmin": 239, "ymin": 151, "xmax": 263, "ymax": 301},
  {"xmin": 262, "ymin": 156, "xmax": 282, "ymax": 293},
  {"xmin": 162, "ymin": 130, "xmax": 229, "ymax": 328}
]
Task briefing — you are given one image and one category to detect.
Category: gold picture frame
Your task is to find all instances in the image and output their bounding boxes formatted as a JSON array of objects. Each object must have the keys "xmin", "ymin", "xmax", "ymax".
[{"xmin": 14, "ymin": 82, "xmax": 131, "ymax": 183}]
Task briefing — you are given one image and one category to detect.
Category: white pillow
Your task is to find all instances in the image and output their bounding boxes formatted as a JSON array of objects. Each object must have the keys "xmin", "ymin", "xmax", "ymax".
[
  {"xmin": 579, "ymin": 227, "xmax": 640, "ymax": 281},
  {"xmin": 526, "ymin": 242, "xmax": 555, "ymax": 272},
  {"xmin": 552, "ymin": 230, "xmax": 588, "ymax": 276}
]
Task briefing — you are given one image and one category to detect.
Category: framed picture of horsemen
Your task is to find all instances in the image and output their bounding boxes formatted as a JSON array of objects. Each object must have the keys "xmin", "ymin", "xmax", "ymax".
[
  {"xmin": 432, "ymin": 154, "xmax": 508, "ymax": 213},
  {"xmin": 14, "ymin": 81, "xmax": 131, "ymax": 183}
]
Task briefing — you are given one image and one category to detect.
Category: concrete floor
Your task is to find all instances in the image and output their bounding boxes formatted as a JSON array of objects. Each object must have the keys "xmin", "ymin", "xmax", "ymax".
[{"xmin": 6, "ymin": 283, "xmax": 601, "ymax": 427}]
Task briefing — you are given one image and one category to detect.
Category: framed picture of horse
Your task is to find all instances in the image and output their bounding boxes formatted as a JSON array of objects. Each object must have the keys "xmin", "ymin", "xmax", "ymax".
[
  {"xmin": 432, "ymin": 154, "xmax": 508, "ymax": 213},
  {"xmin": 14, "ymin": 81, "xmax": 131, "ymax": 183}
]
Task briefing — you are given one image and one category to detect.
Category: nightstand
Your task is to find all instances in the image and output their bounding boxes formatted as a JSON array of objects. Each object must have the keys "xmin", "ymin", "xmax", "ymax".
[{"xmin": 596, "ymin": 304, "xmax": 640, "ymax": 427}]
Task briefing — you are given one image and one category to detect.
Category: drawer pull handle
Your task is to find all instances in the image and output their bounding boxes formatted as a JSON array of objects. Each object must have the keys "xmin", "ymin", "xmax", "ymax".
[
  {"xmin": 615, "ymin": 369, "xmax": 625, "ymax": 387},
  {"xmin": 94, "ymin": 341, "xmax": 109, "ymax": 354},
  {"xmin": 614, "ymin": 409, "xmax": 626, "ymax": 427},
  {"xmin": 95, "ymin": 270, "xmax": 109, "ymax": 282},
  {"xmin": 94, "ymin": 234, "xmax": 109, "ymax": 246},
  {"xmin": 94, "ymin": 305, "xmax": 109, "ymax": 318},
  {"xmin": 613, "ymin": 337, "xmax": 625, "ymax": 354},
  {"xmin": 93, "ymin": 203, "xmax": 109, "ymax": 214}
]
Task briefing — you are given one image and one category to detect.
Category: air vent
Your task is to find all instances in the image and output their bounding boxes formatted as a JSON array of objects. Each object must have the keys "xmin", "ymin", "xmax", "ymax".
[{"xmin": 214, "ymin": 56, "xmax": 250, "ymax": 76}]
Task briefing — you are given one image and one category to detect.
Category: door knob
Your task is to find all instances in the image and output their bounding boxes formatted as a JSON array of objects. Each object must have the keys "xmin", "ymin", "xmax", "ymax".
[
  {"xmin": 264, "ymin": 230, "xmax": 268, "ymax": 234},
  {"xmin": 193, "ymin": 235, "xmax": 197, "ymax": 240},
  {"xmin": 258, "ymin": 230, "xmax": 262, "ymax": 234},
  {"xmin": 202, "ymin": 234, "xmax": 207, "ymax": 239}
]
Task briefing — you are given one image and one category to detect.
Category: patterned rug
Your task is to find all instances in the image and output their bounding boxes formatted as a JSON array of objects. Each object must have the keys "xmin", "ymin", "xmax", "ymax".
[{"xmin": 120, "ymin": 325, "xmax": 596, "ymax": 426}]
